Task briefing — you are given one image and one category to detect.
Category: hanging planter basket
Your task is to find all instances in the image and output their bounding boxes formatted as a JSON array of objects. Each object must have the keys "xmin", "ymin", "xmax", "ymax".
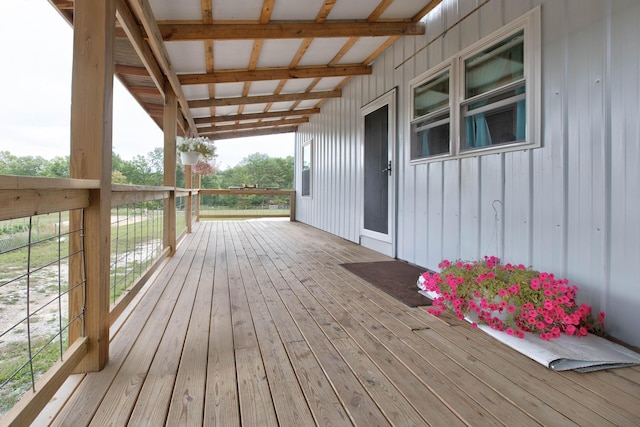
[{"xmin": 180, "ymin": 151, "xmax": 201, "ymax": 165}]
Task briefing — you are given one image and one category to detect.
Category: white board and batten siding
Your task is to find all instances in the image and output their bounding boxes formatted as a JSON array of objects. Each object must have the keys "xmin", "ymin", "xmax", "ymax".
[{"xmin": 295, "ymin": 0, "xmax": 640, "ymax": 347}]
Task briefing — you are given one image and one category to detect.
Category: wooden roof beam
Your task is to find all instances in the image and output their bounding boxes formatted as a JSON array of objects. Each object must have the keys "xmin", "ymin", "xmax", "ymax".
[
  {"xmin": 115, "ymin": 0, "xmax": 165, "ymax": 98},
  {"xmin": 125, "ymin": 0, "xmax": 197, "ymax": 133},
  {"xmin": 194, "ymin": 108, "xmax": 320, "ymax": 125},
  {"xmin": 203, "ymin": 126, "xmax": 298, "ymax": 140},
  {"xmin": 51, "ymin": 0, "xmax": 74, "ymax": 11},
  {"xmin": 114, "ymin": 64, "xmax": 149, "ymax": 76},
  {"xmin": 158, "ymin": 21, "xmax": 425, "ymax": 41},
  {"xmin": 199, "ymin": 117, "xmax": 308, "ymax": 133},
  {"xmin": 189, "ymin": 90, "xmax": 341, "ymax": 108},
  {"xmin": 179, "ymin": 64, "xmax": 371, "ymax": 85}
]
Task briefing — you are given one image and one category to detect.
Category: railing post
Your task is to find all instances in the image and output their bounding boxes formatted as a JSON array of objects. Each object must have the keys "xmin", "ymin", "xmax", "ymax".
[
  {"xmin": 163, "ymin": 82, "xmax": 178, "ymax": 255},
  {"xmin": 195, "ymin": 173, "xmax": 201, "ymax": 222},
  {"xmin": 185, "ymin": 165, "xmax": 192, "ymax": 233},
  {"xmin": 289, "ymin": 190, "xmax": 296, "ymax": 221},
  {"xmin": 68, "ymin": 0, "xmax": 116, "ymax": 372}
]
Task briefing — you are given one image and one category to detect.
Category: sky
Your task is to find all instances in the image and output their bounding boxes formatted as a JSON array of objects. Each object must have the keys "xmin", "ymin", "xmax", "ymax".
[{"xmin": 0, "ymin": 0, "xmax": 294, "ymax": 170}]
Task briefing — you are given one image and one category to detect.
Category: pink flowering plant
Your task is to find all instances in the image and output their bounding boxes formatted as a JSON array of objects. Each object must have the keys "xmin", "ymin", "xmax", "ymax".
[{"xmin": 419, "ymin": 256, "xmax": 605, "ymax": 340}]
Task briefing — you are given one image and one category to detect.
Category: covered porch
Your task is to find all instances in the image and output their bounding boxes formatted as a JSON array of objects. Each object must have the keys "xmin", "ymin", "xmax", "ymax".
[{"xmin": 37, "ymin": 220, "xmax": 640, "ymax": 426}]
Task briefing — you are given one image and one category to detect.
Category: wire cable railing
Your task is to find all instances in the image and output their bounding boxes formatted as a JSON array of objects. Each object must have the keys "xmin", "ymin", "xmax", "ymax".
[
  {"xmin": 110, "ymin": 202, "xmax": 164, "ymax": 306},
  {"xmin": 0, "ymin": 210, "xmax": 86, "ymax": 417}
]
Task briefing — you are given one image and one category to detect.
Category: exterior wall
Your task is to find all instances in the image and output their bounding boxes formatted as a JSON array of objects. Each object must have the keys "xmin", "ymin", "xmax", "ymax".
[{"xmin": 295, "ymin": 0, "xmax": 640, "ymax": 346}]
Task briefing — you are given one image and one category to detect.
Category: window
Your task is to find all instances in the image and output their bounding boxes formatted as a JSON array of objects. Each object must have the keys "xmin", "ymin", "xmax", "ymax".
[
  {"xmin": 411, "ymin": 70, "xmax": 450, "ymax": 158},
  {"xmin": 410, "ymin": 8, "xmax": 539, "ymax": 162},
  {"xmin": 461, "ymin": 30, "xmax": 525, "ymax": 150},
  {"xmin": 301, "ymin": 140, "xmax": 312, "ymax": 197}
]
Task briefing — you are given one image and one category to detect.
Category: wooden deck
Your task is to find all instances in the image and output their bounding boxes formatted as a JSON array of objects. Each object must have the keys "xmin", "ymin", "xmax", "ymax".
[{"xmin": 38, "ymin": 220, "xmax": 640, "ymax": 426}]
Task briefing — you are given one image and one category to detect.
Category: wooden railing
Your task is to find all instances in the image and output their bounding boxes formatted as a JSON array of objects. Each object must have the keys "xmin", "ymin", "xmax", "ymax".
[
  {"xmin": 0, "ymin": 176, "xmax": 196, "ymax": 426},
  {"xmin": 0, "ymin": 176, "xmax": 96, "ymax": 425},
  {"xmin": 198, "ymin": 188, "xmax": 296, "ymax": 221}
]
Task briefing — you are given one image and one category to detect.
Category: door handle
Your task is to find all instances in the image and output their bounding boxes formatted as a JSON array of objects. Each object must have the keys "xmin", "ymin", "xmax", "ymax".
[{"xmin": 382, "ymin": 161, "xmax": 392, "ymax": 176}]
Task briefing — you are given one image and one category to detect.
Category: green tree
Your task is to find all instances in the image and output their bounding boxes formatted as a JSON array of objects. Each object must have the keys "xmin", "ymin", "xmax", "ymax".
[
  {"xmin": 200, "ymin": 153, "xmax": 293, "ymax": 208},
  {"xmin": 0, "ymin": 151, "xmax": 49, "ymax": 176},
  {"xmin": 41, "ymin": 156, "xmax": 70, "ymax": 178},
  {"xmin": 112, "ymin": 170, "xmax": 127, "ymax": 184}
]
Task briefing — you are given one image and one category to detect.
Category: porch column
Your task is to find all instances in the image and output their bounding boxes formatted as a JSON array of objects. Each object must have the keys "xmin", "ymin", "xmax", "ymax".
[
  {"xmin": 163, "ymin": 81, "xmax": 178, "ymax": 255},
  {"xmin": 68, "ymin": 0, "xmax": 116, "ymax": 371},
  {"xmin": 185, "ymin": 165, "xmax": 192, "ymax": 233},
  {"xmin": 194, "ymin": 174, "xmax": 201, "ymax": 221}
]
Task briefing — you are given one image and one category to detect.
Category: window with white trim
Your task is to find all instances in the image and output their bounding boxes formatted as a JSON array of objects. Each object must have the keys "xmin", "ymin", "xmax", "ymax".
[
  {"xmin": 410, "ymin": 8, "xmax": 539, "ymax": 162},
  {"xmin": 301, "ymin": 140, "xmax": 312, "ymax": 197}
]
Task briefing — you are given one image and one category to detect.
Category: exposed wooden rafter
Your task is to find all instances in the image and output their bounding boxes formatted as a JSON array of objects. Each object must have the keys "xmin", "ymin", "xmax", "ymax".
[
  {"xmin": 204, "ymin": 126, "xmax": 299, "ymax": 140},
  {"xmin": 124, "ymin": 0, "xmax": 197, "ymax": 132},
  {"xmin": 194, "ymin": 108, "xmax": 320, "ymax": 126},
  {"xmin": 189, "ymin": 90, "xmax": 341, "ymax": 109},
  {"xmin": 198, "ymin": 117, "xmax": 309, "ymax": 134},
  {"xmin": 178, "ymin": 64, "xmax": 372, "ymax": 85},
  {"xmin": 114, "ymin": 65, "xmax": 149, "ymax": 77},
  {"xmin": 158, "ymin": 21, "xmax": 425, "ymax": 41}
]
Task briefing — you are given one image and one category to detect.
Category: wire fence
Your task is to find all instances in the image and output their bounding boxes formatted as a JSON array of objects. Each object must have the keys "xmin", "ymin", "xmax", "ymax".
[
  {"xmin": 200, "ymin": 192, "xmax": 291, "ymax": 219},
  {"xmin": 110, "ymin": 201, "xmax": 164, "ymax": 305},
  {"xmin": 176, "ymin": 196, "xmax": 187, "ymax": 234},
  {"xmin": 0, "ymin": 210, "xmax": 86, "ymax": 416}
]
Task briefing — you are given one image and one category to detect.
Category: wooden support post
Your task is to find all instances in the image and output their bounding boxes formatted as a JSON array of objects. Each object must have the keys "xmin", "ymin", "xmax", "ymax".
[
  {"xmin": 289, "ymin": 190, "xmax": 296, "ymax": 221},
  {"xmin": 68, "ymin": 0, "xmax": 116, "ymax": 372},
  {"xmin": 163, "ymin": 82, "xmax": 178, "ymax": 255},
  {"xmin": 185, "ymin": 165, "xmax": 192, "ymax": 233},
  {"xmin": 194, "ymin": 174, "xmax": 201, "ymax": 222}
]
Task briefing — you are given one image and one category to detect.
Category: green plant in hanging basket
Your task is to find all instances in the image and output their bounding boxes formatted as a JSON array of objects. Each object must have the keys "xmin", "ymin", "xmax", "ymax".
[{"xmin": 176, "ymin": 136, "xmax": 215, "ymax": 159}]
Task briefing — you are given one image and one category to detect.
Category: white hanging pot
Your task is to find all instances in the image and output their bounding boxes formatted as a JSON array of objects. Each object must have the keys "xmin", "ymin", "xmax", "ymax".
[{"xmin": 180, "ymin": 151, "xmax": 201, "ymax": 165}]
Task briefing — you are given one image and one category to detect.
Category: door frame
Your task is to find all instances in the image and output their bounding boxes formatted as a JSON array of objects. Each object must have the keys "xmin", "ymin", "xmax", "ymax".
[{"xmin": 360, "ymin": 88, "xmax": 397, "ymax": 258}]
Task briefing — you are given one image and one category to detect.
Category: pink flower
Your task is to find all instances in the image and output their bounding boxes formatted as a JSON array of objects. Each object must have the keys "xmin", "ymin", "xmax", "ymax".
[
  {"xmin": 506, "ymin": 328, "xmax": 514, "ymax": 336},
  {"xmin": 439, "ymin": 260, "xmax": 451, "ymax": 269},
  {"xmin": 507, "ymin": 305, "xmax": 516, "ymax": 313},
  {"xmin": 536, "ymin": 321, "xmax": 546, "ymax": 330},
  {"xmin": 565, "ymin": 325, "xmax": 576, "ymax": 335}
]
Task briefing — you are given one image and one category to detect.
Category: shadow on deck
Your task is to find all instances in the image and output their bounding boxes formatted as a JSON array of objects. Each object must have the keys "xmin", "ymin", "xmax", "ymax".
[{"xmin": 38, "ymin": 220, "xmax": 640, "ymax": 426}]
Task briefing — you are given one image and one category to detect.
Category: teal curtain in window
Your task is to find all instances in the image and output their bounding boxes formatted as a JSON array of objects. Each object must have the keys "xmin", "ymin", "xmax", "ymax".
[{"xmin": 466, "ymin": 114, "xmax": 492, "ymax": 148}]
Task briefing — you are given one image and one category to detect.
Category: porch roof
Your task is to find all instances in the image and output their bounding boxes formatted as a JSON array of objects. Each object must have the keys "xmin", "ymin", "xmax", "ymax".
[
  {"xmin": 38, "ymin": 220, "xmax": 640, "ymax": 426},
  {"xmin": 50, "ymin": 0, "xmax": 440, "ymax": 139}
]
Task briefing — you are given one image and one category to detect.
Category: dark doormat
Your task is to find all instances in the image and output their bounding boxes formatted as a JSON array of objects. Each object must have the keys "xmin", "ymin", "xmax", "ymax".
[{"xmin": 340, "ymin": 260, "xmax": 432, "ymax": 307}]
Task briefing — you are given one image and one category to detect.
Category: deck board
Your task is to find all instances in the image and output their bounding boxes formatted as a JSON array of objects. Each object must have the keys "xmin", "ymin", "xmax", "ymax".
[{"xmin": 43, "ymin": 220, "xmax": 640, "ymax": 426}]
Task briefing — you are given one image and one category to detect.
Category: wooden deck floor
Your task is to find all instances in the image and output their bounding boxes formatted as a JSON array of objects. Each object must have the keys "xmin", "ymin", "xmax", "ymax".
[{"xmin": 38, "ymin": 220, "xmax": 640, "ymax": 426}]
